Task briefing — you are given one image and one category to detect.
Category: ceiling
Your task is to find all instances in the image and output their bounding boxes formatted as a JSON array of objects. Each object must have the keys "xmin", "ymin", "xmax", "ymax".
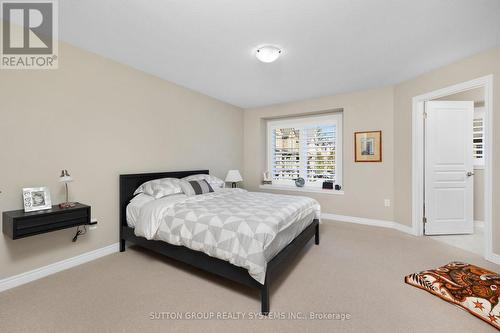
[{"xmin": 60, "ymin": 0, "xmax": 500, "ymax": 108}]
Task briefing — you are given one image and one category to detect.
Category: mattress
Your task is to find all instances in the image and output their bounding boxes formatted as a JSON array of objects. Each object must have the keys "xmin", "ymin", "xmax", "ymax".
[{"xmin": 129, "ymin": 188, "xmax": 321, "ymax": 284}]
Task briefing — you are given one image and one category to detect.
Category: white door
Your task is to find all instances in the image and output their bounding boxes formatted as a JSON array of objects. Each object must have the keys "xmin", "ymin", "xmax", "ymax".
[{"xmin": 424, "ymin": 101, "xmax": 474, "ymax": 235}]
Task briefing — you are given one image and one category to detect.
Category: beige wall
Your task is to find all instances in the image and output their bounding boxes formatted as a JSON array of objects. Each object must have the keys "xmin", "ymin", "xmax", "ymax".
[
  {"xmin": 2, "ymin": 40, "xmax": 499, "ymax": 281},
  {"xmin": 434, "ymin": 87, "xmax": 485, "ymax": 222},
  {"xmin": 393, "ymin": 45, "xmax": 500, "ymax": 253},
  {"xmin": 244, "ymin": 45, "xmax": 500, "ymax": 254},
  {"xmin": 244, "ymin": 87, "xmax": 395, "ymax": 221},
  {"xmin": 0, "ymin": 43, "xmax": 243, "ymax": 278},
  {"xmin": 435, "ymin": 87, "xmax": 485, "ymax": 107}
]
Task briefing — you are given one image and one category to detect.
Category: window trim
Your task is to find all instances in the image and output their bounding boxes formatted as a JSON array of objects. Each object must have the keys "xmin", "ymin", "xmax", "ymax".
[{"xmin": 266, "ymin": 113, "xmax": 343, "ymax": 188}]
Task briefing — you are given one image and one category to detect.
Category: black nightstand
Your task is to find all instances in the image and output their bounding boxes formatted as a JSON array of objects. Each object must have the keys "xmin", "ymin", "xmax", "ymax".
[{"xmin": 2, "ymin": 203, "xmax": 91, "ymax": 240}]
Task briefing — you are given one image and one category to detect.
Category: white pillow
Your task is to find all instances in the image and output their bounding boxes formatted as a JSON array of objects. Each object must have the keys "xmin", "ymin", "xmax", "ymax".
[
  {"xmin": 133, "ymin": 178, "xmax": 183, "ymax": 199},
  {"xmin": 183, "ymin": 174, "xmax": 225, "ymax": 189}
]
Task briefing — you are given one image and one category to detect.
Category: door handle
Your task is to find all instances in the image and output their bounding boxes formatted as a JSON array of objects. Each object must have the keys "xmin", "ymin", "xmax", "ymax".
[{"xmin": 466, "ymin": 171, "xmax": 475, "ymax": 177}]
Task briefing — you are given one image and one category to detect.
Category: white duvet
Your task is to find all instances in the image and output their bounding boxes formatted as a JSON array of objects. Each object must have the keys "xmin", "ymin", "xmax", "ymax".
[{"xmin": 133, "ymin": 188, "xmax": 320, "ymax": 284}]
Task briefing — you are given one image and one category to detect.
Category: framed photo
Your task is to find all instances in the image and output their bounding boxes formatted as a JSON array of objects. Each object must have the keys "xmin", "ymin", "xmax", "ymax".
[
  {"xmin": 355, "ymin": 131, "xmax": 382, "ymax": 162},
  {"xmin": 23, "ymin": 187, "xmax": 52, "ymax": 212}
]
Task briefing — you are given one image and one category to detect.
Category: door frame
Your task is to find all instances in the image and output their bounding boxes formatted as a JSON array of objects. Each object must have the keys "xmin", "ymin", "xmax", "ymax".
[{"xmin": 411, "ymin": 75, "xmax": 494, "ymax": 260}]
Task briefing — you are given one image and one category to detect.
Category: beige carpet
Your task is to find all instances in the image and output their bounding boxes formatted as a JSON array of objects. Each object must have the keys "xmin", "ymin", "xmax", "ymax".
[{"xmin": 0, "ymin": 221, "xmax": 498, "ymax": 333}]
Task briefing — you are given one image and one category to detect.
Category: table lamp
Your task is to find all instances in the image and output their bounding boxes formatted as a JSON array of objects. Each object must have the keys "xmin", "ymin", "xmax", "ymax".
[
  {"xmin": 225, "ymin": 170, "xmax": 243, "ymax": 188},
  {"xmin": 59, "ymin": 169, "xmax": 75, "ymax": 208}
]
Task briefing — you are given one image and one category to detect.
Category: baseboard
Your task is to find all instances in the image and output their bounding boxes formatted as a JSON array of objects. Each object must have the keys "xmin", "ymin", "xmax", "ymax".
[
  {"xmin": 474, "ymin": 220, "xmax": 485, "ymax": 228},
  {"xmin": 485, "ymin": 251, "xmax": 500, "ymax": 265},
  {"xmin": 321, "ymin": 213, "xmax": 416, "ymax": 235},
  {"xmin": 322, "ymin": 213, "xmax": 500, "ymax": 263},
  {"xmin": 0, "ymin": 242, "xmax": 120, "ymax": 293},
  {"xmin": 391, "ymin": 221, "xmax": 417, "ymax": 235}
]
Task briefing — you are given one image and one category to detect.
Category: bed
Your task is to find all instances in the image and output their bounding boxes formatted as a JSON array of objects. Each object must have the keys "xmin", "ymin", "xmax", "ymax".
[{"xmin": 119, "ymin": 170, "xmax": 320, "ymax": 314}]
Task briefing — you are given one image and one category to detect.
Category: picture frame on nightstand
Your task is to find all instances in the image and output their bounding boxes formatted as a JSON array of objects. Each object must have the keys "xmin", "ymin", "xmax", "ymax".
[{"xmin": 22, "ymin": 187, "xmax": 52, "ymax": 212}]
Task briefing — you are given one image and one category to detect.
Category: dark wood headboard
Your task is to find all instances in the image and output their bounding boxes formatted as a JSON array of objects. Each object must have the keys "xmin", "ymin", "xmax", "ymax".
[{"xmin": 119, "ymin": 170, "xmax": 209, "ymax": 227}]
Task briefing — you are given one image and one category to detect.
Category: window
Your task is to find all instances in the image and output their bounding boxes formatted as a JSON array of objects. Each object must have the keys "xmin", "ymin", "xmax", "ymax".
[
  {"xmin": 473, "ymin": 107, "xmax": 485, "ymax": 169},
  {"xmin": 267, "ymin": 113, "xmax": 342, "ymax": 188}
]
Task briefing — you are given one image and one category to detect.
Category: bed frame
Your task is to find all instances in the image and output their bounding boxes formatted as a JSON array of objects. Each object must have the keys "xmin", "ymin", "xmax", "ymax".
[{"xmin": 119, "ymin": 170, "xmax": 319, "ymax": 314}]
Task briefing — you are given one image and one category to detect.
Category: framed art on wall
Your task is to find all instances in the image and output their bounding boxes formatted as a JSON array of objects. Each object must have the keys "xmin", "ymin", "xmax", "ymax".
[
  {"xmin": 23, "ymin": 187, "xmax": 52, "ymax": 212},
  {"xmin": 355, "ymin": 131, "xmax": 382, "ymax": 162}
]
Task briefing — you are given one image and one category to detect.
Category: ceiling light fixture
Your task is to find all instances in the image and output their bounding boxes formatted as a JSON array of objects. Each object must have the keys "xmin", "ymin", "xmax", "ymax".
[{"xmin": 255, "ymin": 45, "xmax": 282, "ymax": 63}]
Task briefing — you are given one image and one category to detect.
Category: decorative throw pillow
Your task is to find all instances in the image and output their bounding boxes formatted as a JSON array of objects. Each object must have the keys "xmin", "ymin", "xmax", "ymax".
[
  {"xmin": 405, "ymin": 262, "xmax": 499, "ymax": 329},
  {"xmin": 133, "ymin": 178, "xmax": 183, "ymax": 199},
  {"xmin": 183, "ymin": 174, "xmax": 225, "ymax": 189},
  {"xmin": 180, "ymin": 179, "xmax": 214, "ymax": 196}
]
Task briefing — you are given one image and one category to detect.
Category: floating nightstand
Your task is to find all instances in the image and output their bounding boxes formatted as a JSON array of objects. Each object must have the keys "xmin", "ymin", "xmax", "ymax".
[{"xmin": 2, "ymin": 203, "xmax": 91, "ymax": 240}]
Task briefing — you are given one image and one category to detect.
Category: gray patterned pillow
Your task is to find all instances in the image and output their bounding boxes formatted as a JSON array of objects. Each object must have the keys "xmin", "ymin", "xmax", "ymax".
[
  {"xmin": 183, "ymin": 174, "xmax": 225, "ymax": 189},
  {"xmin": 180, "ymin": 179, "xmax": 214, "ymax": 196}
]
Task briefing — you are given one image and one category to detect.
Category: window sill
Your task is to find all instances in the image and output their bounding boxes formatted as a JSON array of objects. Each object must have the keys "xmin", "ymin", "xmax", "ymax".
[{"xmin": 258, "ymin": 184, "xmax": 344, "ymax": 195}]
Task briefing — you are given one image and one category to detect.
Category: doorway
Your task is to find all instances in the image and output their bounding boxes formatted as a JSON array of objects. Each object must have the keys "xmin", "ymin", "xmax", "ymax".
[
  {"xmin": 411, "ymin": 75, "xmax": 494, "ymax": 261},
  {"xmin": 425, "ymin": 89, "xmax": 485, "ymax": 255}
]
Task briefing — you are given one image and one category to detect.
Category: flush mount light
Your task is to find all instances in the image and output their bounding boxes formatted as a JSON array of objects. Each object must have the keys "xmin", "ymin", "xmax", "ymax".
[{"xmin": 255, "ymin": 45, "xmax": 282, "ymax": 63}]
